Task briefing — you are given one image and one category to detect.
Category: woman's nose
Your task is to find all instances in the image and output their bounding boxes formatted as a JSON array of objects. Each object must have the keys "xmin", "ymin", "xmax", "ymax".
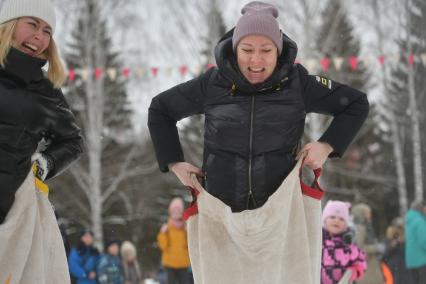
[
  {"xmin": 33, "ymin": 29, "xmax": 44, "ymax": 40},
  {"xmin": 250, "ymin": 53, "xmax": 262, "ymax": 64}
]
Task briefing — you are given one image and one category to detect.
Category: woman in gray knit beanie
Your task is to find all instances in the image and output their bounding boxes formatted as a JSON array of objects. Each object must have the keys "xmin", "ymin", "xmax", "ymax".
[
  {"xmin": 149, "ymin": 0, "xmax": 368, "ymax": 208},
  {"xmin": 149, "ymin": 1, "xmax": 369, "ymax": 282}
]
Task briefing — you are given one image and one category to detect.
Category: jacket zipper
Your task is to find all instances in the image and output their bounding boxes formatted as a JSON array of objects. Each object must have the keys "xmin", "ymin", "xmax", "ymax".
[{"xmin": 247, "ymin": 95, "xmax": 257, "ymax": 209}]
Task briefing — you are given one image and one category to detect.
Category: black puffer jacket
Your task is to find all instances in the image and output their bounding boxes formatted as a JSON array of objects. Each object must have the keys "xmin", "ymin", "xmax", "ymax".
[
  {"xmin": 148, "ymin": 30, "xmax": 369, "ymax": 212},
  {"xmin": 0, "ymin": 48, "xmax": 83, "ymax": 222}
]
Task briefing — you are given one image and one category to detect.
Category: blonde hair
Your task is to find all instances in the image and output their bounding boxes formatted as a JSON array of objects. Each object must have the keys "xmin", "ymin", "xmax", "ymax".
[
  {"xmin": 0, "ymin": 19, "xmax": 65, "ymax": 88},
  {"xmin": 120, "ymin": 241, "xmax": 137, "ymax": 259}
]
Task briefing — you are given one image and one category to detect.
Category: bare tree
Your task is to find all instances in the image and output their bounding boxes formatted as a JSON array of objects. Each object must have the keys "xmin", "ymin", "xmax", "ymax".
[
  {"xmin": 366, "ymin": 0, "xmax": 409, "ymax": 214},
  {"xmin": 54, "ymin": 0, "xmax": 156, "ymax": 247}
]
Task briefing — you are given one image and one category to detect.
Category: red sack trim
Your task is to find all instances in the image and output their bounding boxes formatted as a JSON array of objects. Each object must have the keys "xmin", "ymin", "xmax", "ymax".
[
  {"xmin": 183, "ymin": 186, "xmax": 200, "ymax": 221},
  {"xmin": 299, "ymin": 167, "xmax": 325, "ymax": 200}
]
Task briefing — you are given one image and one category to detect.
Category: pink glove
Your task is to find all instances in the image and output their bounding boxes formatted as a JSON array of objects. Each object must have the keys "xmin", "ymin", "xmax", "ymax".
[{"xmin": 349, "ymin": 264, "xmax": 365, "ymax": 281}]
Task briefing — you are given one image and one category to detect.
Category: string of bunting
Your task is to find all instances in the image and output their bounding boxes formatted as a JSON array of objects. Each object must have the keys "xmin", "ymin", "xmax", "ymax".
[{"xmin": 65, "ymin": 53, "xmax": 426, "ymax": 83}]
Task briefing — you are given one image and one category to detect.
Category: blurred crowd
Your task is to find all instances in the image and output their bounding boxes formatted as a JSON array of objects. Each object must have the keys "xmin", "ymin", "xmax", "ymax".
[{"xmin": 61, "ymin": 197, "xmax": 426, "ymax": 284}]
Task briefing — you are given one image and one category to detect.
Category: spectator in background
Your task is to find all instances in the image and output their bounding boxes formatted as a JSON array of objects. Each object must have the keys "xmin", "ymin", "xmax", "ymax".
[
  {"xmin": 97, "ymin": 239, "xmax": 124, "ymax": 284},
  {"xmin": 352, "ymin": 203, "xmax": 385, "ymax": 284},
  {"xmin": 121, "ymin": 240, "xmax": 143, "ymax": 284},
  {"xmin": 405, "ymin": 200, "xmax": 426, "ymax": 283},
  {"xmin": 69, "ymin": 229, "xmax": 100, "ymax": 284},
  {"xmin": 321, "ymin": 200, "xmax": 367, "ymax": 283},
  {"xmin": 381, "ymin": 217, "xmax": 413, "ymax": 284},
  {"xmin": 157, "ymin": 197, "xmax": 190, "ymax": 284}
]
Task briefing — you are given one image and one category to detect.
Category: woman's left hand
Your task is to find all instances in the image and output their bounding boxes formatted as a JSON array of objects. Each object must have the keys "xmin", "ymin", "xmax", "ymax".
[
  {"xmin": 298, "ymin": 142, "xmax": 333, "ymax": 170},
  {"xmin": 31, "ymin": 153, "xmax": 49, "ymax": 181}
]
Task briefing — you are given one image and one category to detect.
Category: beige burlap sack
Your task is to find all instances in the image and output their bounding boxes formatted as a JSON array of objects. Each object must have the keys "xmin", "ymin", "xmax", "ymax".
[
  {"xmin": 0, "ymin": 169, "xmax": 70, "ymax": 284},
  {"xmin": 185, "ymin": 157, "xmax": 324, "ymax": 284}
]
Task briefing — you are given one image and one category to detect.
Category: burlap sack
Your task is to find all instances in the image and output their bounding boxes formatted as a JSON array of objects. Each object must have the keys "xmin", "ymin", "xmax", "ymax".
[
  {"xmin": 0, "ymin": 169, "xmax": 70, "ymax": 284},
  {"xmin": 185, "ymin": 157, "xmax": 324, "ymax": 284}
]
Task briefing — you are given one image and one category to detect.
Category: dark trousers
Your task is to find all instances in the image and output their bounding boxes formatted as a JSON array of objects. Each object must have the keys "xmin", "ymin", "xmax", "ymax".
[
  {"xmin": 409, "ymin": 265, "xmax": 426, "ymax": 284},
  {"xmin": 166, "ymin": 267, "xmax": 188, "ymax": 284}
]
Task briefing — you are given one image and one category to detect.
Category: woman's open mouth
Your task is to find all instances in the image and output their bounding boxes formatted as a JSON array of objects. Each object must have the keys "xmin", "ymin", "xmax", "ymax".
[
  {"xmin": 248, "ymin": 67, "xmax": 265, "ymax": 73},
  {"xmin": 21, "ymin": 42, "xmax": 39, "ymax": 55}
]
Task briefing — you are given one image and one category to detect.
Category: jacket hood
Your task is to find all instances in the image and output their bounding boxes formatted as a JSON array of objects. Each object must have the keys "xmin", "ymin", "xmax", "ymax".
[
  {"xmin": 214, "ymin": 28, "xmax": 298, "ymax": 93},
  {"xmin": 406, "ymin": 209, "xmax": 426, "ymax": 226}
]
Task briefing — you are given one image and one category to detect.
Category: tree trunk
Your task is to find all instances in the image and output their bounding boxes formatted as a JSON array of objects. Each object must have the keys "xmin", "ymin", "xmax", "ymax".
[
  {"xmin": 372, "ymin": 0, "xmax": 408, "ymax": 214},
  {"xmin": 407, "ymin": 62, "xmax": 423, "ymax": 201},
  {"xmin": 406, "ymin": 0, "xmax": 424, "ymax": 201},
  {"xmin": 83, "ymin": 0, "xmax": 106, "ymax": 248}
]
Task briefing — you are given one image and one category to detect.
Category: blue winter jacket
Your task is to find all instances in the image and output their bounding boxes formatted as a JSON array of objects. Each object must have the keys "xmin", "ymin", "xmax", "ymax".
[
  {"xmin": 405, "ymin": 209, "xmax": 426, "ymax": 268},
  {"xmin": 96, "ymin": 254, "xmax": 124, "ymax": 284},
  {"xmin": 68, "ymin": 247, "xmax": 100, "ymax": 284}
]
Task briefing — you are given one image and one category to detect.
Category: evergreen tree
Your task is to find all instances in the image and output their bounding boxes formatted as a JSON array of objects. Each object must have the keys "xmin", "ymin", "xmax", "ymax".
[
  {"xmin": 312, "ymin": 0, "xmax": 390, "ymax": 221},
  {"xmin": 52, "ymin": 0, "xmax": 135, "ymax": 247},
  {"xmin": 65, "ymin": 1, "xmax": 132, "ymax": 137},
  {"xmin": 387, "ymin": 0, "xmax": 426, "ymax": 203}
]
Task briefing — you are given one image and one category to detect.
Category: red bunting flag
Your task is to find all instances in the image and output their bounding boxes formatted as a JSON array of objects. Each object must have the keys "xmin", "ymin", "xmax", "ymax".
[
  {"xmin": 320, "ymin": 57, "xmax": 330, "ymax": 72},
  {"xmin": 151, "ymin": 67, "xmax": 159, "ymax": 77},
  {"xmin": 68, "ymin": 69, "xmax": 76, "ymax": 81},
  {"xmin": 179, "ymin": 65, "xmax": 188, "ymax": 76},
  {"xmin": 95, "ymin": 68, "xmax": 103, "ymax": 80},
  {"xmin": 207, "ymin": 63, "xmax": 216, "ymax": 69},
  {"xmin": 378, "ymin": 55, "xmax": 385, "ymax": 66},
  {"xmin": 348, "ymin": 56, "xmax": 358, "ymax": 71},
  {"xmin": 408, "ymin": 54, "xmax": 414, "ymax": 65},
  {"xmin": 122, "ymin": 68, "xmax": 130, "ymax": 78}
]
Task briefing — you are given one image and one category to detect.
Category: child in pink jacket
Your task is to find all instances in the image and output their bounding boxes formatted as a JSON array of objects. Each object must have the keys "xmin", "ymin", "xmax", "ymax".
[{"xmin": 321, "ymin": 200, "xmax": 367, "ymax": 284}]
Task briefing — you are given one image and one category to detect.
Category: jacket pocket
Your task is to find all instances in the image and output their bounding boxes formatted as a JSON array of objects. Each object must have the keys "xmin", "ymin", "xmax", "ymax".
[{"xmin": 204, "ymin": 153, "xmax": 238, "ymax": 206}]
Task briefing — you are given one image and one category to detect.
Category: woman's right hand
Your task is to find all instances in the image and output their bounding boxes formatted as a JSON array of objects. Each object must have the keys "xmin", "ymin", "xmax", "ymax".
[{"xmin": 169, "ymin": 162, "xmax": 203, "ymax": 187}]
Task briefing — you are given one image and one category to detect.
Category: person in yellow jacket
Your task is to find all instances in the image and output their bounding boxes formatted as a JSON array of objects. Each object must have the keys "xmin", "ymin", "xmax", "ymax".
[{"xmin": 157, "ymin": 197, "xmax": 191, "ymax": 284}]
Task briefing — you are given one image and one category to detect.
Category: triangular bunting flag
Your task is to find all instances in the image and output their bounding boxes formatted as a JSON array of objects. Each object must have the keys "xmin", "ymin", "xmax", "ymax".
[
  {"xmin": 165, "ymin": 67, "xmax": 173, "ymax": 76},
  {"xmin": 333, "ymin": 57, "xmax": 344, "ymax": 71},
  {"xmin": 408, "ymin": 54, "xmax": 414, "ymax": 65},
  {"xmin": 192, "ymin": 65, "xmax": 203, "ymax": 75},
  {"xmin": 136, "ymin": 67, "xmax": 145, "ymax": 78},
  {"xmin": 95, "ymin": 68, "xmax": 103, "ymax": 80},
  {"xmin": 122, "ymin": 68, "xmax": 131, "ymax": 78},
  {"xmin": 378, "ymin": 55, "xmax": 385, "ymax": 66},
  {"xmin": 392, "ymin": 53, "xmax": 400, "ymax": 64},
  {"xmin": 348, "ymin": 56, "xmax": 358, "ymax": 71},
  {"xmin": 320, "ymin": 57, "xmax": 330, "ymax": 72},
  {"xmin": 151, "ymin": 67, "xmax": 159, "ymax": 77},
  {"xmin": 107, "ymin": 68, "xmax": 117, "ymax": 81},
  {"xmin": 420, "ymin": 53, "xmax": 426, "ymax": 65},
  {"xmin": 179, "ymin": 65, "xmax": 188, "ymax": 76},
  {"xmin": 68, "ymin": 69, "xmax": 76, "ymax": 81},
  {"xmin": 80, "ymin": 68, "xmax": 90, "ymax": 81},
  {"xmin": 306, "ymin": 59, "xmax": 317, "ymax": 73},
  {"xmin": 206, "ymin": 63, "xmax": 216, "ymax": 69}
]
